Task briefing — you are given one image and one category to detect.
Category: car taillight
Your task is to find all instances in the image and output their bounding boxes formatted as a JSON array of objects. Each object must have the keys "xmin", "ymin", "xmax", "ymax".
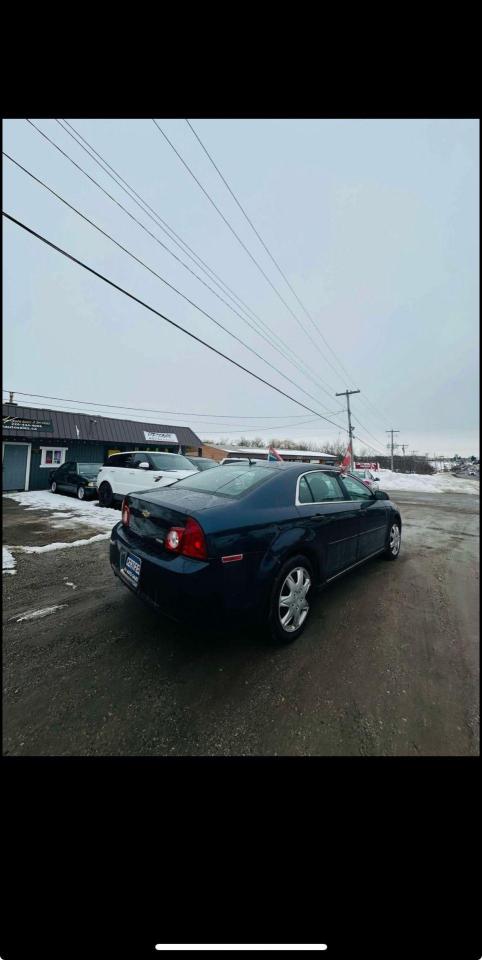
[
  {"xmin": 122, "ymin": 500, "xmax": 130, "ymax": 526},
  {"xmin": 165, "ymin": 517, "xmax": 208, "ymax": 560}
]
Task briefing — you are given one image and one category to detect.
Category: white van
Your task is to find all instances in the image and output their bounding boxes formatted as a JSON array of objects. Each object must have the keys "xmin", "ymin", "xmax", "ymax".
[{"xmin": 96, "ymin": 451, "xmax": 197, "ymax": 507}]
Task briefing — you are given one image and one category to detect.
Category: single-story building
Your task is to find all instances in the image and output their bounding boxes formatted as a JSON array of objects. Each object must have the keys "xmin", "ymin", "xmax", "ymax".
[
  {"xmin": 200, "ymin": 443, "xmax": 338, "ymax": 465},
  {"xmin": 2, "ymin": 402, "xmax": 202, "ymax": 492}
]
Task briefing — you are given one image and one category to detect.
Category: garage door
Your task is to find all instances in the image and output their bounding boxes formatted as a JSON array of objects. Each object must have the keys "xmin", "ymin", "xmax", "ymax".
[{"xmin": 3, "ymin": 443, "xmax": 30, "ymax": 491}]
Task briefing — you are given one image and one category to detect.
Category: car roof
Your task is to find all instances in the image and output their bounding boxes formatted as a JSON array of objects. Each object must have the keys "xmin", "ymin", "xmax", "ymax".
[
  {"xmin": 224, "ymin": 461, "xmax": 343, "ymax": 476},
  {"xmin": 109, "ymin": 450, "xmax": 182, "ymax": 456}
]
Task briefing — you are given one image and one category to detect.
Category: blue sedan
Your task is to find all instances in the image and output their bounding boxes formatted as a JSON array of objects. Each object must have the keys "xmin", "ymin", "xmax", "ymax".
[{"xmin": 109, "ymin": 463, "xmax": 402, "ymax": 643}]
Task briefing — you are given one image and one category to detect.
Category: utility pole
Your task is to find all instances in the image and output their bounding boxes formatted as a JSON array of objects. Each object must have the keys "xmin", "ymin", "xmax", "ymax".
[
  {"xmin": 335, "ymin": 389, "xmax": 360, "ymax": 472},
  {"xmin": 401, "ymin": 444, "xmax": 408, "ymax": 457},
  {"xmin": 386, "ymin": 429, "xmax": 400, "ymax": 472}
]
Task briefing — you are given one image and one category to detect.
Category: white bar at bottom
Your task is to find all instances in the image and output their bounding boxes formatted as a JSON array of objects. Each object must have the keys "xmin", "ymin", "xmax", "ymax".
[{"xmin": 155, "ymin": 947, "xmax": 328, "ymax": 952}]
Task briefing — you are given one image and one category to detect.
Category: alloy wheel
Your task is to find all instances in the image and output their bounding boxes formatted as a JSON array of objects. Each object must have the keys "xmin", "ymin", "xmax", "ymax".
[{"xmin": 278, "ymin": 566, "xmax": 311, "ymax": 633}]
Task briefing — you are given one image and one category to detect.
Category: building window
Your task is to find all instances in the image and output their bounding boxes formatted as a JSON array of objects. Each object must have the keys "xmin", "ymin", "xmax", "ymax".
[{"xmin": 40, "ymin": 447, "xmax": 68, "ymax": 468}]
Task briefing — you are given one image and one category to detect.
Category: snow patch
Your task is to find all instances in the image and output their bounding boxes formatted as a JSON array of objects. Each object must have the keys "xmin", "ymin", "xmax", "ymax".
[
  {"xmin": 375, "ymin": 469, "xmax": 479, "ymax": 495},
  {"xmin": 14, "ymin": 604, "xmax": 67, "ymax": 622},
  {"xmin": 3, "ymin": 490, "xmax": 119, "ymax": 532},
  {"xmin": 3, "ymin": 546, "xmax": 16, "ymax": 574},
  {"xmin": 16, "ymin": 533, "xmax": 110, "ymax": 554}
]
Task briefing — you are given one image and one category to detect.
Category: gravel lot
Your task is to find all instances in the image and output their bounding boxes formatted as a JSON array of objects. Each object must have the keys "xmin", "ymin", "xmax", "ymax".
[{"xmin": 2, "ymin": 489, "xmax": 479, "ymax": 756}]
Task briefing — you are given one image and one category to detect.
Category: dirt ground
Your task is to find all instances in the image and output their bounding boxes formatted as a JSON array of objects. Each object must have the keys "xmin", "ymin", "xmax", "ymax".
[{"xmin": 2, "ymin": 489, "xmax": 479, "ymax": 755}]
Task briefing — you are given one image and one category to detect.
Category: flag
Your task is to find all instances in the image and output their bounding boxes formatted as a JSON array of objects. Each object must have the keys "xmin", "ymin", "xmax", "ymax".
[
  {"xmin": 340, "ymin": 442, "xmax": 352, "ymax": 471},
  {"xmin": 268, "ymin": 446, "xmax": 283, "ymax": 462}
]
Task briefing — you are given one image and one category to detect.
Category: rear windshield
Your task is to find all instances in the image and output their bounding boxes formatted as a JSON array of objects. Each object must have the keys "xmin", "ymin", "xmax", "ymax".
[
  {"xmin": 191, "ymin": 459, "xmax": 217, "ymax": 470},
  {"xmin": 77, "ymin": 463, "xmax": 102, "ymax": 476},
  {"xmin": 172, "ymin": 464, "xmax": 274, "ymax": 499},
  {"xmin": 149, "ymin": 453, "xmax": 194, "ymax": 471}
]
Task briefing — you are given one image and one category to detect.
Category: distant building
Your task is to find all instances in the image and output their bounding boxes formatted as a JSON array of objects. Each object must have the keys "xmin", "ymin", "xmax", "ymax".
[
  {"xmin": 2, "ymin": 402, "xmax": 202, "ymax": 492},
  {"xmin": 200, "ymin": 443, "xmax": 338, "ymax": 464}
]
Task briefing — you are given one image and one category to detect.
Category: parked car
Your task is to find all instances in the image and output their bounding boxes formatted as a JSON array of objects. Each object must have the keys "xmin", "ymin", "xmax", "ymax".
[
  {"xmin": 96, "ymin": 451, "xmax": 197, "ymax": 507},
  {"xmin": 110, "ymin": 463, "xmax": 401, "ymax": 643},
  {"xmin": 186, "ymin": 456, "xmax": 218, "ymax": 471},
  {"xmin": 352, "ymin": 468, "xmax": 379, "ymax": 490},
  {"xmin": 50, "ymin": 461, "xmax": 103, "ymax": 500}
]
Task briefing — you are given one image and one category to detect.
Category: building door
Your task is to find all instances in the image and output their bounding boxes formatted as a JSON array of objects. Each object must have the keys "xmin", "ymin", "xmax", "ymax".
[{"xmin": 2, "ymin": 443, "xmax": 31, "ymax": 491}]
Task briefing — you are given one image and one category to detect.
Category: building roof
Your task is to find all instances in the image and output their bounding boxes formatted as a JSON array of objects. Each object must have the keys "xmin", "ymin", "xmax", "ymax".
[
  {"xmin": 2, "ymin": 403, "xmax": 202, "ymax": 447},
  {"xmin": 203, "ymin": 443, "xmax": 338, "ymax": 459}
]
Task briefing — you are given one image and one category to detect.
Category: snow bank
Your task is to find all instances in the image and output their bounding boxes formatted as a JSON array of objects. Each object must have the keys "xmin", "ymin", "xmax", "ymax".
[
  {"xmin": 3, "ymin": 490, "xmax": 119, "ymax": 532},
  {"xmin": 3, "ymin": 546, "xmax": 16, "ymax": 575},
  {"xmin": 375, "ymin": 469, "xmax": 479, "ymax": 495},
  {"xmin": 17, "ymin": 533, "xmax": 110, "ymax": 554}
]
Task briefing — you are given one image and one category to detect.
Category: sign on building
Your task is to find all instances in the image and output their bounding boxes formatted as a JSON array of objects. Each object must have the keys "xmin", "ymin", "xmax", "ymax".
[
  {"xmin": 3, "ymin": 416, "xmax": 53, "ymax": 433},
  {"xmin": 143, "ymin": 431, "xmax": 178, "ymax": 443}
]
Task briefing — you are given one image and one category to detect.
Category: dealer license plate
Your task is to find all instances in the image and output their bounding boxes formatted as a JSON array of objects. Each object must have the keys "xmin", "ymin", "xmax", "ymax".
[{"xmin": 121, "ymin": 551, "xmax": 142, "ymax": 588}]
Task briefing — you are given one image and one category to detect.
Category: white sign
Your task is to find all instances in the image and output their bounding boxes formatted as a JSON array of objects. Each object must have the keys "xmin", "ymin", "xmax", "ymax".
[{"xmin": 143, "ymin": 431, "xmax": 178, "ymax": 443}]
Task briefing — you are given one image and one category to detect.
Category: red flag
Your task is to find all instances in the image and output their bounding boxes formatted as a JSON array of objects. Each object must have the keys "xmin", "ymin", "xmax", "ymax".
[
  {"xmin": 268, "ymin": 446, "xmax": 283, "ymax": 462},
  {"xmin": 340, "ymin": 442, "xmax": 352, "ymax": 471}
]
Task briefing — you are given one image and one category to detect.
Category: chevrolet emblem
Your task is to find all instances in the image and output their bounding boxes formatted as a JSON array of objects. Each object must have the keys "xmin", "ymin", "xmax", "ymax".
[{"xmin": 141, "ymin": 509, "xmax": 150, "ymax": 518}]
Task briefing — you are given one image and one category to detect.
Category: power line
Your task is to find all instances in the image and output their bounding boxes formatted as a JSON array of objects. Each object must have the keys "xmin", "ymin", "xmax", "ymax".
[
  {"xmin": 178, "ymin": 119, "xmax": 393, "ymax": 433},
  {"xmin": 58, "ymin": 122, "xmax": 319, "ymax": 386},
  {"xmin": 2, "ymin": 389, "xmax": 312, "ymax": 419},
  {"xmin": 351, "ymin": 412, "xmax": 387, "ymax": 451},
  {"xmin": 2, "ymin": 395, "xmax": 324, "ymax": 432},
  {"xmin": 185, "ymin": 118, "xmax": 356, "ymax": 386},
  {"xmin": 152, "ymin": 118, "xmax": 347, "ymax": 384},
  {"xmin": 56, "ymin": 120, "xmax": 339, "ymax": 402},
  {"xmin": 4, "ymin": 149, "xmax": 343, "ymax": 417},
  {"xmin": 352, "ymin": 434, "xmax": 387, "ymax": 456},
  {"xmin": 25, "ymin": 119, "xmax": 342, "ymax": 411},
  {"xmin": 3, "ymin": 211, "xmax": 350, "ymax": 434}
]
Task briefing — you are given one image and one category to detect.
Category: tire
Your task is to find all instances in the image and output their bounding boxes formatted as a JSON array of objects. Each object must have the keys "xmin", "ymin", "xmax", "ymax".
[
  {"xmin": 51, "ymin": 481, "xmax": 57, "ymax": 493},
  {"xmin": 77, "ymin": 485, "xmax": 85, "ymax": 500},
  {"xmin": 384, "ymin": 521, "xmax": 401, "ymax": 560},
  {"xmin": 268, "ymin": 554, "xmax": 314, "ymax": 644},
  {"xmin": 98, "ymin": 482, "xmax": 113, "ymax": 508}
]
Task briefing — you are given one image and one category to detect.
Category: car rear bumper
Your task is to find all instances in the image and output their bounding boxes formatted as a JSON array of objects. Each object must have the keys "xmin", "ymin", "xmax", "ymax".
[
  {"xmin": 110, "ymin": 522, "xmax": 267, "ymax": 624},
  {"xmin": 110, "ymin": 522, "xmax": 229, "ymax": 623}
]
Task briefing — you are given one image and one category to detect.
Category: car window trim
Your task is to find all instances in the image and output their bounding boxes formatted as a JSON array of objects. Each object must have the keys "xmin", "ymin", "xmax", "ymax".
[{"xmin": 295, "ymin": 470, "xmax": 349, "ymax": 506}]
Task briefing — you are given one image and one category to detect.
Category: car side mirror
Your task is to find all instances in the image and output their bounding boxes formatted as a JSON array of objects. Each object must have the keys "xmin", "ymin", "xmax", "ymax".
[
  {"xmin": 374, "ymin": 489, "xmax": 389, "ymax": 500},
  {"xmin": 138, "ymin": 462, "xmax": 150, "ymax": 470},
  {"xmin": 373, "ymin": 477, "xmax": 380, "ymax": 481}
]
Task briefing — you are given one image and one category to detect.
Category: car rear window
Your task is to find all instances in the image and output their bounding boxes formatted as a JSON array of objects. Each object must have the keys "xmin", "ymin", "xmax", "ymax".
[
  {"xmin": 77, "ymin": 463, "xmax": 102, "ymax": 476},
  {"xmin": 172, "ymin": 464, "xmax": 274, "ymax": 498},
  {"xmin": 149, "ymin": 453, "xmax": 194, "ymax": 471}
]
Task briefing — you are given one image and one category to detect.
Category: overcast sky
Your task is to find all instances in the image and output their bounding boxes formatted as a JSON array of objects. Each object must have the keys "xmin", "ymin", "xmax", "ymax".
[{"xmin": 3, "ymin": 118, "xmax": 479, "ymax": 457}]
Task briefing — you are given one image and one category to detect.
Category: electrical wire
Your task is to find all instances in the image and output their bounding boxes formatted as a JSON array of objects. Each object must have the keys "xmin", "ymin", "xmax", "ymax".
[
  {"xmin": 185, "ymin": 118, "xmax": 357, "ymax": 386},
  {"xmin": 152, "ymin": 118, "xmax": 348, "ymax": 383},
  {"xmin": 58, "ymin": 119, "xmax": 334, "ymax": 398},
  {"xmin": 24, "ymin": 119, "xmax": 343, "ymax": 411},
  {"xmin": 4, "ymin": 149, "xmax": 343, "ymax": 416},
  {"xmin": 2, "ymin": 389, "xmax": 312, "ymax": 420},
  {"xmin": 2, "ymin": 396, "xmax": 324, "ymax": 432},
  {"xmin": 3, "ymin": 211, "xmax": 350, "ymax": 434},
  {"xmin": 161, "ymin": 119, "xmax": 393, "ymax": 433}
]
